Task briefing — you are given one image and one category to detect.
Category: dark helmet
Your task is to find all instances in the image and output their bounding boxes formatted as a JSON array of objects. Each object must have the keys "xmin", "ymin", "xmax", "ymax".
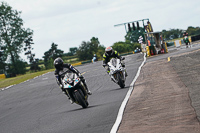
[
  {"xmin": 105, "ymin": 46, "xmax": 113, "ymax": 56},
  {"xmin": 54, "ymin": 57, "xmax": 64, "ymax": 69}
]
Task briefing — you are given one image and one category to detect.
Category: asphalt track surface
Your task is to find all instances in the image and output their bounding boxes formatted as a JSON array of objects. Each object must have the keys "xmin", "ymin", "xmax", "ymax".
[
  {"xmin": 0, "ymin": 53, "xmax": 144, "ymax": 133},
  {"xmin": 118, "ymin": 43, "xmax": 200, "ymax": 133}
]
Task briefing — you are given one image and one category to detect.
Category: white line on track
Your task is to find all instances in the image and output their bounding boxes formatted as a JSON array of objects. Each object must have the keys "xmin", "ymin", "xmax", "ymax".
[{"xmin": 110, "ymin": 53, "xmax": 146, "ymax": 133}]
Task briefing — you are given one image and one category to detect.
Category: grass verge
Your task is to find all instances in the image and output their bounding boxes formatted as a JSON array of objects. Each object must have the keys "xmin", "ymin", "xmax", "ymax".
[{"xmin": 0, "ymin": 69, "xmax": 54, "ymax": 89}]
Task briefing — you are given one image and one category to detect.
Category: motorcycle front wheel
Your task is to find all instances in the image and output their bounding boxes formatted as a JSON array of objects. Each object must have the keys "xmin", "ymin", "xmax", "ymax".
[
  {"xmin": 73, "ymin": 89, "xmax": 88, "ymax": 108},
  {"xmin": 117, "ymin": 72, "xmax": 125, "ymax": 88}
]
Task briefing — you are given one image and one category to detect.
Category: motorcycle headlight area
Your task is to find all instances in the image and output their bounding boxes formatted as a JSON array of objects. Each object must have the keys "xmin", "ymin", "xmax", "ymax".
[
  {"xmin": 64, "ymin": 78, "xmax": 73, "ymax": 84},
  {"xmin": 110, "ymin": 69, "xmax": 115, "ymax": 74},
  {"xmin": 74, "ymin": 78, "xmax": 79, "ymax": 84}
]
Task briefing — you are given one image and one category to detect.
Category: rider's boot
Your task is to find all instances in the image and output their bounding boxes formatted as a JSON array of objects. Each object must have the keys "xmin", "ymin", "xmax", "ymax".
[
  {"xmin": 125, "ymin": 70, "xmax": 128, "ymax": 77},
  {"xmin": 80, "ymin": 77, "xmax": 92, "ymax": 95},
  {"xmin": 84, "ymin": 82, "xmax": 92, "ymax": 95},
  {"xmin": 61, "ymin": 87, "xmax": 74, "ymax": 104},
  {"xmin": 65, "ymin": 93, "xmax": 74, "ymax": 104},
  {"xmin": 69, "ymin": 99, "xmax": 74, "ymax": 104}
]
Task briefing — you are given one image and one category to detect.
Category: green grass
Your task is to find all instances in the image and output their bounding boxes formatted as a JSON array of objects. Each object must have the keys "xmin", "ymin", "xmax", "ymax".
[
  {"xmin": 0, "ymin": 69, "xmax": 54, "ymax": 89},
  {"xmin": 64, "ymin": 58, "xmax": 79, "ymax": 63}
]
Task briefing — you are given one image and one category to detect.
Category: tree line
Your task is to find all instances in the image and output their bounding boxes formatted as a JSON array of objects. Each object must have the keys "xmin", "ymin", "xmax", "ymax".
[
  {"xmin": 162, "ymin": 26, "xmax": 200, "ymax": 41},
  {"xmin": 1, "ymin": 1, "xmax": 200, "ymax": 75}
]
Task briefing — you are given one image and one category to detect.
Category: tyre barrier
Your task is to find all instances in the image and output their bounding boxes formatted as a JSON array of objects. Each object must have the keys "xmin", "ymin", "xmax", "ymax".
[
  {"xmin": 166, "ymin": 35, "xmax": 200, "ymax": 48},
  {"xmin": 191, "ymin": 35, "xmax": 200, "ymax": 42}
]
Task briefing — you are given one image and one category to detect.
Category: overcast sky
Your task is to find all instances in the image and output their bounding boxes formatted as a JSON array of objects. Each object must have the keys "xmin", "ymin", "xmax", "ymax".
[{"xmin": 3, "ymin": 0, "xmax": 200, "ymax": 60}]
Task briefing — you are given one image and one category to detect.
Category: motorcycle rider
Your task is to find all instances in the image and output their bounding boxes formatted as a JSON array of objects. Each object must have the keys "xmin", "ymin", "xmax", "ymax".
[
  {"xmin": 54, "ymin": 57, "xmax": 92, "ymax": 102},
  {"xmin": 183, "ymin": 31, "xmax": 188, "ymax": 37},
  {"xmin": 102, "ymin": 46, "xmax": 127, "ymax": 76}
]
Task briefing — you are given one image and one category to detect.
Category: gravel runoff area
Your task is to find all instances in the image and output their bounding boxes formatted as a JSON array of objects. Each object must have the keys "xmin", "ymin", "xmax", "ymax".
[{"xmin": 118, "ymin": 49, "xmax": 200, "ymax": 133}]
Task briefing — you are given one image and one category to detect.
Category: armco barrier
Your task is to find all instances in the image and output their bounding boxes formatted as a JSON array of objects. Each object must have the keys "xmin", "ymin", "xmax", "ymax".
[
  {"xmin": 120, "ymin": 52, "xmax": 133, "ymax": 56},
  {"xmin": 166, "ymin": 42, "xmax": 174, "ymax": 47},
  {"xmin": 174, "ymin": 40, "xmax": 180, "ymax": 47},
  {"xmin": 166, "ymin": 37, "xmax": 192, "ymax": 48},
  {"xmin": 72, "ymin": 62, "xmax": 82, "ymax": 66},
  {"xmin": 81, "ymin": 60, "xmax": 92, "ymax": 64},
  {"xmin": 0, "ymin": 74, "xmax": 6, "ymax": 79},
  {"xmin": 191, "ymin": 35, "xmax": 200, "ymax": 42},
  {"xmin": 181, "ymin": 40, "xmax": 184, "ymax": 44}
]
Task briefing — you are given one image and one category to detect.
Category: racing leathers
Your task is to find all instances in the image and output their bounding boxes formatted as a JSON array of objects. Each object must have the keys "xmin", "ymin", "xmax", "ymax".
[{"xmin": 102, "ymin": 50, "xmax": 125, "ymax": 73}]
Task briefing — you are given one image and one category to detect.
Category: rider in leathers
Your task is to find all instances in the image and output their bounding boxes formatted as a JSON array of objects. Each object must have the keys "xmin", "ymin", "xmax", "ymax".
[
  {"xmin": 102, "ymin": 46, "xmax": 127, "ymax": 76},
  {"xmin": 54, "ymin": 57, "xmax": 92, "ymax": 102}
]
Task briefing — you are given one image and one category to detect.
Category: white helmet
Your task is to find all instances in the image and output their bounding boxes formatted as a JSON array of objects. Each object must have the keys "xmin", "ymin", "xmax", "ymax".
[{"xmin": 105, "ymin": 46, "xmax": 113, "ymax": 55}]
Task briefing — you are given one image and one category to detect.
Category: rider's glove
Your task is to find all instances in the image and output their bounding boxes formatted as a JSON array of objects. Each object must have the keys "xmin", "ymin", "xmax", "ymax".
[
  {"xmin": 104, "ymin": 65, "xmax": 109, "ymax": 70},
  {"xmin": 79, "ymin": 73, "xmax": 84, "ymax": 79},
  {"xmin": 121, "ymin": 57, "xmax": 125, "ymax": 60},
  {"xmin": 103, "ymin": 64, "xmax": 107, "ymax": 67}
]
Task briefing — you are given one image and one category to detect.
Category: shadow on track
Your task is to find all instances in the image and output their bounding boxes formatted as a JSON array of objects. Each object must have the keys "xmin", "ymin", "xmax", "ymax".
[
  {"xmin": 65, "ymin": 104, "xmax": 101, "ymax": 113},
  {"xmin": 109, "ymin": 86, "xmax": 131, "ymax": 91}
]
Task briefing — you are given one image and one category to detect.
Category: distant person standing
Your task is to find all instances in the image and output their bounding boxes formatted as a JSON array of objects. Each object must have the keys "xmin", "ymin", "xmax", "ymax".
[
  {"xmin": 183, "ymin": 31, "xmax": 190, "ymax": 48},
  {"xmin": 92, "ymin": 54, "xmax": 98, "ymax": 63}
]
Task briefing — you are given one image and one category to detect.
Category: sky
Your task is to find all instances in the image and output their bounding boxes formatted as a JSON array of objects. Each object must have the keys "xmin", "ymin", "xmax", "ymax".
[{"xmin": 3, "ymin": 0, "xmax": 200, "ymax": 60}]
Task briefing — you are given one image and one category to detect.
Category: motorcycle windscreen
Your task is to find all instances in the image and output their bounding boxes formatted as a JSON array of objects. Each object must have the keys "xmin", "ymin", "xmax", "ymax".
[
  {"xmin": 63, "ymin": 73, "xmax": 75, "ymax": 87},
  {"xmin": 110, "ymin": 58, "xmax": 117, "ymax": 67}
]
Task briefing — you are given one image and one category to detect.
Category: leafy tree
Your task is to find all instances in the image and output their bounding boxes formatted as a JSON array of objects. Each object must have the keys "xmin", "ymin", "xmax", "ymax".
[
  {"xmin": 90, "ymin": 37, "xmax": 100, "ymax": 54},
  {"xmin": 125, "ymin": 28, "xmax": 145, "ymax": 43},
  {"xmin": 77, "ymin": 41, "xmax": 92, "ymax": 60},
  {"xmin": 186, "ymin": 26, "xmax": 200, "ymax": 36},
  {"xmin": 112, "ymin": 42, "xmax": 127, "ymax": 53},
  {"xmin": 0, "ymin": 2, "xmax": 33, "ymax": 74},
  {"xmin": 162, "ymin": 27, "xmax": 200, "ymax": 41},
  {"xmin": 76, "ymin": 37, "xmax": 101, "ymax": 61},
  {"xmin": 96, "ymin": 44, "xmax": 105, "ymax": 60},
  {"xmin": 112, "ymin": 41, "xmax": 140, "ymax": 54},
  {"xmin": 30, "ymin": 59, "xmax": 40, "ymax": 71},
  {"xmin": 24, "ymin": 36, "xmax": 40, "ymax": 71},
  {"xmin": 117, "ymin": 29, "xmax": 143, "ymax": 54},
  {"xmin": 43, "ymin": 42, "xmax": 64, "ymax": 69},
  {"xmin": 0, "ymin": 46, "xmax": 7, "ymax": 70},
  {"xmin": 162, "ymin": 29, "xmax": 183, "ymax": 40},
  {"xmin": 64, "ymin": 47, "xmax": 78, "ymax": 56},
  {"xmin": 77, "ymin": 37, "xmax": 102, "ymax": 60},
  {"xmin": 44, "ymin": 58, "xmax": 54, "ymax": 70},
  {"xmin": 69, "ymin": 47, "xmax": 77, "ymax": 55}
]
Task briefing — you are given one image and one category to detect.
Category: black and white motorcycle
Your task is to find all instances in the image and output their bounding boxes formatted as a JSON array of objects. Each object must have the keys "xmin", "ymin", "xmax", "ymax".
[
  {"xmin": 59, "ymin": 69, "xmax": 89, "ymax": 108},
  {"xmin": 107, "ymin": 58, "xmax": 126, "ymax": 88}
]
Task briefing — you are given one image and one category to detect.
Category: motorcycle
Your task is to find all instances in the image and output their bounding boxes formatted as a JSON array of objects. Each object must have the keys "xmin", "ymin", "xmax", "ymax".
[
  {"xmin": 59, "ymin": 69, "xmax": 89, "ymax": 108},
  {"xmin": 107, "ymin": 58, "xmax": 126, "ymax": 88}
]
